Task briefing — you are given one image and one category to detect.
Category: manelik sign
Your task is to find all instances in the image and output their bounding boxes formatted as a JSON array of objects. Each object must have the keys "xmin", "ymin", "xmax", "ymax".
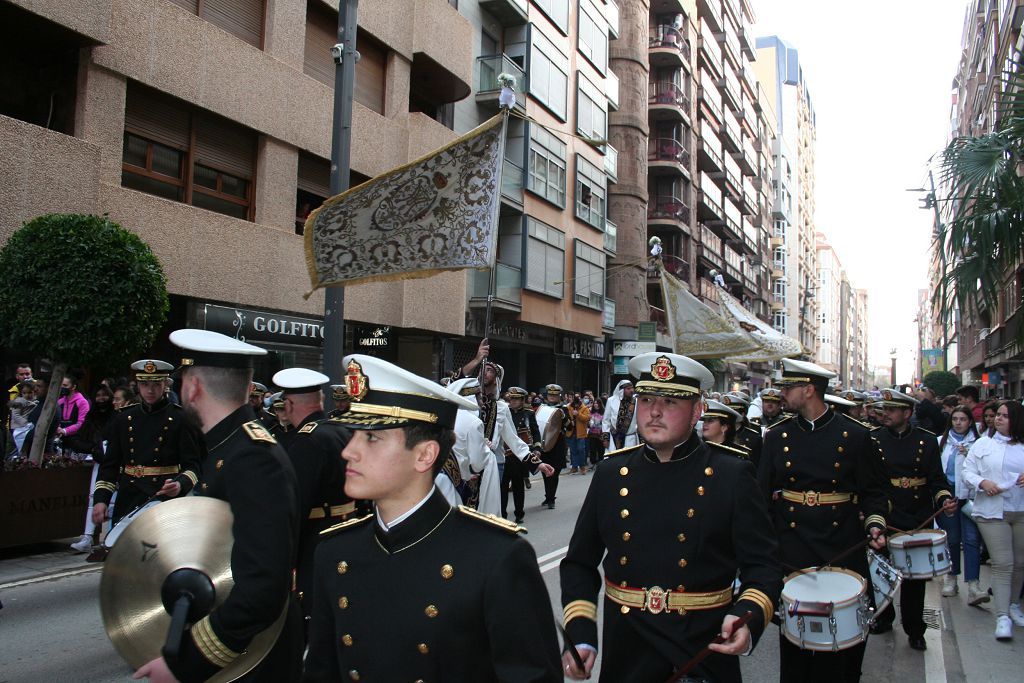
[{"xmin": 204, "ymin": 304, "xmax": 325, "ymax": 347}]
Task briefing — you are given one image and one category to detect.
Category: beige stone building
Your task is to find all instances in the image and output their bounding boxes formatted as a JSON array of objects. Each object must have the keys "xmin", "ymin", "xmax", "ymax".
[{"xmin": 1, "ymin": 0, "xmax": 495, "ymax": 380}]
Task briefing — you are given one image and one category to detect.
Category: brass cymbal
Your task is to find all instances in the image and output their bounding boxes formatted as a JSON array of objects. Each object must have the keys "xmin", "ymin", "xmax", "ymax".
[{"xmin": 100, "ymin": 497, "xmax": 287, "ymax": 683}]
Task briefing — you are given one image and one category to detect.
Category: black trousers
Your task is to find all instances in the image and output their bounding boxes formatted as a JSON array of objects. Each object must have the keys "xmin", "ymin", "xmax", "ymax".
[
  {"xmin": 587, "ymin": 435, "xmax": 605, "ymax": 465},
  {"xmin": 779, "ymin": 632, "xmax": 867, "ymax": 683},
  {"xmin": 501, "ymin": 456, "xmax": 526, "ymax": 519},
  {"xmin": 540, "ymin": 448, "xmax": 563, "ymax": 505},
  {"xmin": 874, "ymin": 578, "xmax": 927, "ymax": 638}
]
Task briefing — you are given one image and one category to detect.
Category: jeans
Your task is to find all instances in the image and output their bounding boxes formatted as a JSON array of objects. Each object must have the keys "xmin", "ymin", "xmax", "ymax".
[
  {"xmin": 936, "ymin": 500, "xmax": 963, "ymax": 576},
  {"xmin": 976, "ymin": 511, "xmax": 1024, "ymax": 616},
  {"xmin": 962, "ymin": 508, "xmax": 983, "ymax": 582},
  {"xmin": 568, "ymin": 437, "xmax": 588, "ymax": 469}
]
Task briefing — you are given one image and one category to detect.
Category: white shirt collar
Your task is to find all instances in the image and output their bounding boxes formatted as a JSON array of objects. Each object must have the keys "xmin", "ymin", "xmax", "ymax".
[{"xmin": 376, "ymin": 488, "xmax": 435, "ymax": 531}]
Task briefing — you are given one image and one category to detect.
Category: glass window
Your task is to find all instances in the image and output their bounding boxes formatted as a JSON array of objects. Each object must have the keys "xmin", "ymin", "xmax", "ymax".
[
  {"xmin": 529, "ymin": 28, "xmax": 569, "ymax": 120},
  {"xmin": 525, "ymin": 217, "xmax": 564, "ymax": 298},
  {"xmin": 532, "ymin": 0, "xmax": 569, "ymax": 33},
  {"xmin": 577, "ymin": 1, "xmax": 608, "ymax": 73},
  {"xmin": 574, "ymin": 154, "xmax": 606, "ymax": 230},
  {"xmin": 576, "ymin": 73, "xmax": 607, "ymax": 144},
  {"xmin": 527, "ymin": 124, "xmax": 567, "ymax": 207},
  {"xmin": 574, "ymin": 239, "xmax": 606, "ymax": 309}
]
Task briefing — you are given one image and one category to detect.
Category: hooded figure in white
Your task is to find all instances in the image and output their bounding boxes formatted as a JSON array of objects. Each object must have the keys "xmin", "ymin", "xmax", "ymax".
[
  {"xmin": 433, "ymin": 402, "xmax": 490, "ymax": 510},
  {"xmin": 602, "ymin": 379, "xmax": 639, "ymax": 449}
]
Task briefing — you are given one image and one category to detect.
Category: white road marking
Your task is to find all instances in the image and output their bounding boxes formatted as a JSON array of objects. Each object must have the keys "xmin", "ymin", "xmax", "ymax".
[
  {"xmin": 0, "ymin": 565, "xmax": 101, "ymax": 590},
  {"xmin": 924, "ymin": 610, "xmax": 948, "ymax": 683},
  {"xmin": 538, "ymin": 545, "xmax": 569, "ymax": 574}
]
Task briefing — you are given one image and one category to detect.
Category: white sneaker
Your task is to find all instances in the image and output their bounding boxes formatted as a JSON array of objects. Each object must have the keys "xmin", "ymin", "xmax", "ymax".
[
  {"xmin": 69, "ymin": 535, "xmax": 92, "ymax": 553},
  {"xmin": 995, "ymin": 615, "xmax": 1013, "ymax": 640},
  {"xmin": 967, "ymin": 581, "xmax": 991, "ymax": 605},
  {"xmin": 941, "ymin": 575, "xmax": 958, "ymax": 597},
  {"xmin": 1010, "ymin": 603, "xmax": 1024, "ymax": 627}
]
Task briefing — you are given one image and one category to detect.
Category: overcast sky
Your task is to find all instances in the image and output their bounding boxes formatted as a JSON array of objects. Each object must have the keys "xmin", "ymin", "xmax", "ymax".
[{"xmin": 751, "ymin": 0, "xmax": 967, "ymax": 382}]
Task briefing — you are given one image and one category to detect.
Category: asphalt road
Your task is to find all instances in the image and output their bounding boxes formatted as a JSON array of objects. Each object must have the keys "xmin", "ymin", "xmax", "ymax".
[{"xmin": 2, "ymin": 468, "xmax": 1019, "ymax": 682}]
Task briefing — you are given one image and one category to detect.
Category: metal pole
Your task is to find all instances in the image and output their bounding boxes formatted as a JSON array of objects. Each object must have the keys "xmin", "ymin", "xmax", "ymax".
[{"xmin": 323, "ymin": 0, "xmax": 359, "ymax": 388}]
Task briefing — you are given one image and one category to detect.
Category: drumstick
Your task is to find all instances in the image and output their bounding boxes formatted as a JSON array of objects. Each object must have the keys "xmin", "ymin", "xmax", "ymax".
[
  {"xmin": 663, "ymin": 611, "xmax": 754, "ymax": 683},
  {"xmin": 885, "ymin": 507, "xmax": 949, "ymax": 536},
  {"xmin": 557, "ymin": 622, "xmax": 586, "ymax": 672}
]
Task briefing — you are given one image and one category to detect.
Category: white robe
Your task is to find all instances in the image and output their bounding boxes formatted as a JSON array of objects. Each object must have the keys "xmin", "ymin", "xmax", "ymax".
[{"xmin": 602, "ymin": 380, "xmax": 639, "ymax": 448}]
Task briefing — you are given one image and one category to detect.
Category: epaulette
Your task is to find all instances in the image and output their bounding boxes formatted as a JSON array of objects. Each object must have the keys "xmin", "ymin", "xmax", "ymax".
[
  {"xmin": 298, "ymin": 422, "xmax": 318, "ymax": 434},
  {"xmin": 917, "ymin": 426, "xmax": 937, "ymax": 437},
  {"xmin": 457, "ymin": 505, "xmax": 526, "ymax": 535},
  {"xmin": 320, "ymin": 513, "xmax": 373, "ymax": 537},
  {"xmin": 602, "ymin": 443, "xmax": 642, "ymax": 459},
  {"xmin": 708, "ymin": 441, "xmax": 751, "ymax": 458},
  {"xmin": 742, "ymin": 423, "xmax": 761, "ymax": 435},
  {"xmin": 765, "ymin": 414, "xmax": 795, "ymax": 431},
  {"xmin": 242, "ymin": 420, "xmax": 277, "ymax": 444},
  {"xmin": 838, "ymin": 413, "xmax": 873, "ymax": 430}
]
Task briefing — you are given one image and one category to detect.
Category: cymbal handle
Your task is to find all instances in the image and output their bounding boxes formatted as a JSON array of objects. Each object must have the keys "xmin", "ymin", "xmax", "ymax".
[{"xmin": 163, "ymin": 595, "xmax": 191, "ymax": 663}]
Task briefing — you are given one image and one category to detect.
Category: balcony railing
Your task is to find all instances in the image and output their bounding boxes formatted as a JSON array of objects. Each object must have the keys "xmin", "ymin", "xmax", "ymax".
[
  {"xmin": 649, "ymin": 137, "xmax": 692, "ymax": 167},
  {"xmin": 649, "ymin": 305, "xmax": 669, "ymax": 335},
  {"xmin": 476, "ymin": 54, "xmax": 526, "ymax": 110},
  {"xmin": 651, "ymin": 254, "xmax": 690, "ymax": 281},
  {"xmin": 604, "ymin": 219, "xmax": 617, "ymax": 254},
  {"xmin": 468, "ymin": 263, "xmax": 523, "ymax": 307},
  {"xmin": 649, "ymin": 81, "xmax": 690, "ymax": 111},
  {"xmin": 648, "ymin": 195, "xmax": 690, "ymax": 222},
  {"xmin": 699, "ymin": 277, "xmax": 720, "ymax": 303},
  {"xmin": 499, "ymin": 158, "xmax": 524, "ymax": 209},
  {"xmin": 649, "ymin": 25, "xmax": 691, "ymax": 60},
  {"xmin": 699, "ymin": 222, "xmax": 722, "ymax": 255}
]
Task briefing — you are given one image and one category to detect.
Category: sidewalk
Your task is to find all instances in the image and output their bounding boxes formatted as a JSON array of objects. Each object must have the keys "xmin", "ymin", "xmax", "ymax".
[{"xmin": 0, "ymin": 538, "xmax": 100, "ymax": 588}]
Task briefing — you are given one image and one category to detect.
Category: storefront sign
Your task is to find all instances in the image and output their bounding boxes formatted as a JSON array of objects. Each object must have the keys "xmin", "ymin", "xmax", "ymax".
[
  {"xmin": 555, "ymin": 332, "xmax": 606, "ymax": 361},
  {"xmin": 465, "ymin": 313, "xmax": 554, "ymax": 346},
  {"xmin": 612, "ymin": 341, "xmax": 656, "ymax": 357},
  {"xmin": 204, "ymin": 304, "xmax": 324, "ymax": 347},
  {"xmin": 355, "ymin": 326, "xmax": 391, "ymax": 350}
]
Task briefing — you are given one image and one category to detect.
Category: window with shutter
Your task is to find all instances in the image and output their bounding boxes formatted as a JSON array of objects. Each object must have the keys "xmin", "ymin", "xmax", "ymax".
[
  {"xmin": 202, "ymin": 0, "xmax": 265, "ymax": 48},
  {"xmin": 303, "ymin": 2, "xmax": 386, "ymax": 115}
]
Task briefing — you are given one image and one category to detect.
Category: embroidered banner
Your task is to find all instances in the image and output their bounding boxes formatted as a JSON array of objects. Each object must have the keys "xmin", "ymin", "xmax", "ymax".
[
  {"xmin": 660, "ymin": 272, "xmax": 761, "ymax": 358},
  {"xmin": 304, "ymin": 114, "xmax": 507, "ymax": 293},
  {"xmin": 716, "ymin": 285, "xmax": 803, "ymax": 362}
]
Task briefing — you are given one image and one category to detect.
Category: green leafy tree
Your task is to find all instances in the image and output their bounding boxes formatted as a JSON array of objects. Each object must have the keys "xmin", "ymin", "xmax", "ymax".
[
  {"xmin": 936, "ymin": 64, "xmax": 1024, "ymax": 341},
  {"xmin": 0, "ymin": 214, "xmax": 168, "ymax": 463},
  {"xmin": 922, "ymin": 370, "xmax": 960, "ymax": 398}
]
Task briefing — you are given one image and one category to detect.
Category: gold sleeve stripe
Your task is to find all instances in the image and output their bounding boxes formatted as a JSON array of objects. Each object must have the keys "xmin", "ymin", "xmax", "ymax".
[
  {"xmin": 738, "ymin": 588, "xmax": 774, "ymax": 626},
  {"xmin": 563, "ymin": 599, "xmax": 598, "ymax": 625},
  {"xmin": 191, "ymin": 616, "xmax": 239, "ymax": 668},
  {"xmin": 93, "ymin": 481, "xmax": 116, "ymax": 493},
  {"xmin": 183, "ymin": 470, "xmax": 199, "ymax": 487},
  {"xmin": 864, "ymin": 514, "xmax": 886, "ymax": 530}
]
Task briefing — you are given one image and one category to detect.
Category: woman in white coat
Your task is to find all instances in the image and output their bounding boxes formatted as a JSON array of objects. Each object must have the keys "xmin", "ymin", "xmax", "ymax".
[{"xmin": 963, "ymin": 400, "xmax": 1024, "ymax": 640}]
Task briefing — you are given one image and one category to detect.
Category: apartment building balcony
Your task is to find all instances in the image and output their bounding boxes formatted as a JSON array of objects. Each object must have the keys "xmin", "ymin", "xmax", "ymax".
[
  {"xmin": 698, "ymin": 123, "xmax": 723, "ymax": 172},
  {"xmin": 718, "ymin": 66, "xmax": 742, "ymax": 116},
  {"xmin": 499, "ymin": 158, "xmax": 525, "ymax": 214},
  {"xmin": 734, "ymin": 137, "xmax": 757, "ymax": 175},
  {"xmin": 698, "ymin": 276, "xmax": 721, "ymax": 304},
  {"xmin": 649, "ymin": 138, "xmax": 692, "ymax": 179},
  {"xmin": 648, "ymin": 194, "xmax": 691, "ymax": 227},
  {"xmin": 723, "ymin": 245, "xmax": 743, "ymax": 284},
  {"xmin": 771, "ymin": 293, "xmax": 786, "ymax": 311},
  {"xmin": 649, "ymin": 25, "xmax": 691, "ymax": 69},
  {"xmin": 769, "ymin": 235, "xmax": 784, "ymax": 248},
  {"xmin": 716, "ymin": 154, "xmax": 742, "ymax": 200},
  {"xmin": 698, "ymin": 172, "xmax": 724, "ymax": 223},
  {"xmin": 722, "ymin": 198, "xmax": 742, "ymax": 241},
  {"xmin": 649, "ymin": 82, "xmax": 691, "ymax": 123},
  {"xmin": 479, "ymin": 0, "xmax": 528, "ymax": 26},
  {"xmin": 468, "ymin": 263, "xmax": 523, "ymax": 311},
  {"xmin": 650, "ymin": 254, "xmax": 690, "ymax": 282},
  {"xmin": 697, "ymin": 223, "xmax": 724, "ymax": 269},
  {"xmin": 722, "ymin": 107, "xmax": 742, "ymax": 153},
  {"xmin": 476, "ymin": 54, "xmax": 526, "ymax": 111},
  {"xmin": 697, "ymin": 0, "xmax": 723, "ymax": 32},
  {"xmin": 716, "ymin": 24, "xmax": 742, "ymax": 72},
  {"xmin": 607, "ymin": 69, "xmax": 620, "ymax": 110},
  {"xmin": 698, "ymin": 23, "xmax": 723, "ymax": 80},
  {"xmin": 771, "ymin": 263, "xmax": 786, "ymax": 279},
  {"xmin": 738, "ymin": 177, "xmax": 756, "ymax": 215},
  {"xmin": 739, "ymin": 27, "xmax": 755, "ymax": 59},
  {"xmin": 604, "ymin": 219, "xmax": 617, "ymax": 254},
  {"xmin": 605, "ymin": 0, "xmax": 620, "ymax": 38}
]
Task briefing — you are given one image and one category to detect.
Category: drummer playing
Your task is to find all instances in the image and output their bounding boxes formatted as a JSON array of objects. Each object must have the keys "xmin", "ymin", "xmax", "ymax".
[
  {"xmin": 759, "ymin": 359, "xmax": 890, "ymax": 683},
  {"xmin": 560, "ymin": 352, "xmax": 781, "ymax": 682},
  {"xmin": 868, "ymin": 388, "xmax": 956, "ymax": 650}
]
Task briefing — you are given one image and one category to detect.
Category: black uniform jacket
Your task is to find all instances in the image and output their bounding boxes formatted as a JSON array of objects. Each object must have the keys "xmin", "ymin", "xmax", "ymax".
[
  {"xmin": 733, "ymin": 423, "xmax": 763, "ymax": 467},
  {"xmin": 507, "ymin": 406, "xmax": 544, "ymax": 476},
  {"xmin": 303, "ymin": 488, "xmax": 562, "ymax": 683},
  {"xmin": 758, "ymin": 409, "xmax": 890, "ymax": 578},
  {"xmin": 285, "ymin": 411, "xmax": 354, "ymax": 614},
  {"xmin": 93, "ymin": 397, "xmax": 202, "ymax": 520},
  {"xmin": 560, "ymin": 435, "xmax": 781, "ymax": 683},
  {"xmin": 872, "ymin": 426, "xmax": 951, "ymax": 531},
  {"xmin": 167, "ymin": 405, "xmax": 301, "ymax": 683}
]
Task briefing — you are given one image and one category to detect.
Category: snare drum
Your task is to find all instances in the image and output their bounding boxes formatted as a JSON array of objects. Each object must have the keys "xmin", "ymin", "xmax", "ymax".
[
  {"xmin": 867, "ymin": 550, "xmax": 903, "ymax": 618},
  {"xmin": 103, "ymin": 500, "xmax": 162, "ymax": 548},
  {"xmin": 781, "ymin": 567, "xmax": 870, "ymax": 652},
  {"xmin": 888, "ymin": 529, "xmax": 951, "ymax": 579}
]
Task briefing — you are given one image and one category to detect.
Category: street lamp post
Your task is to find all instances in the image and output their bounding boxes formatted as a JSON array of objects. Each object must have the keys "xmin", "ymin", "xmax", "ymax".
[{"xmin": 890, "ymin": 347, "xmax": 898, "ymax": 388}]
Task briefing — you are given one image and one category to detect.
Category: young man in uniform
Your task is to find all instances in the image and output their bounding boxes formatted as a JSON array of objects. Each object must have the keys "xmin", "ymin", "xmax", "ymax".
[
  {"xmin": 561, "ymin": 353, "xmax": 780, "ymax": 682},
  {"xmin": 303, "ymin": 355, "xmax": 562, "ymax": 682},
  {"xmin": 503, "ymin": 386, "xmax": 553, "ymax": 522},
  {"xmin": 327, "ymin": 385, "xmax": 351, "ymax": 418},
  {"xmin": 757, "ymin": 388, "xmax": 786, "ymax": 431},
  {"xmin": 133, "ymin": 330, "xmax": 302, "ymax": 683},
  {"xmin": 273, "ymin": 367, "xmax": 357, "ymax": 635},
  {"xmin": 91, "ymin": 359, "xmax": 203, "ymax": 533},
  {"xmin": 869, "ymin": 389, "xmax": 955, "ymax": 649},
  {"xmin": 759, "ymin": 358, "xmax": 890, "ymax": 683},
  {"xmin": 538, "ymin": 383, "xmax": 572, "ymax": 509}
]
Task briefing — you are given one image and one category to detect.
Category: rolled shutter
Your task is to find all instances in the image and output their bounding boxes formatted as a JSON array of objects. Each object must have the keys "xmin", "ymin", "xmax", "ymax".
[
  {"xmin": 203, "ymin": 0, "xmax": 265, "ymax": 48},
  {"xmin": 297, "ymin": 153, "xmax": 330, "ymax": 198},
  {"xmin": 124, "ymin": 83, "xmax": 190, "ymax": 150},
  {"xmin": 194, "ymin": 115, "xmax": 255, "ymax": 179},
  {"xmin": 304, "ymin": 3, "xmax": 335, "ymax": 87},
  {"xmin": 355, "ymin": 34, "xmax": 385, "ymax": 114}
]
